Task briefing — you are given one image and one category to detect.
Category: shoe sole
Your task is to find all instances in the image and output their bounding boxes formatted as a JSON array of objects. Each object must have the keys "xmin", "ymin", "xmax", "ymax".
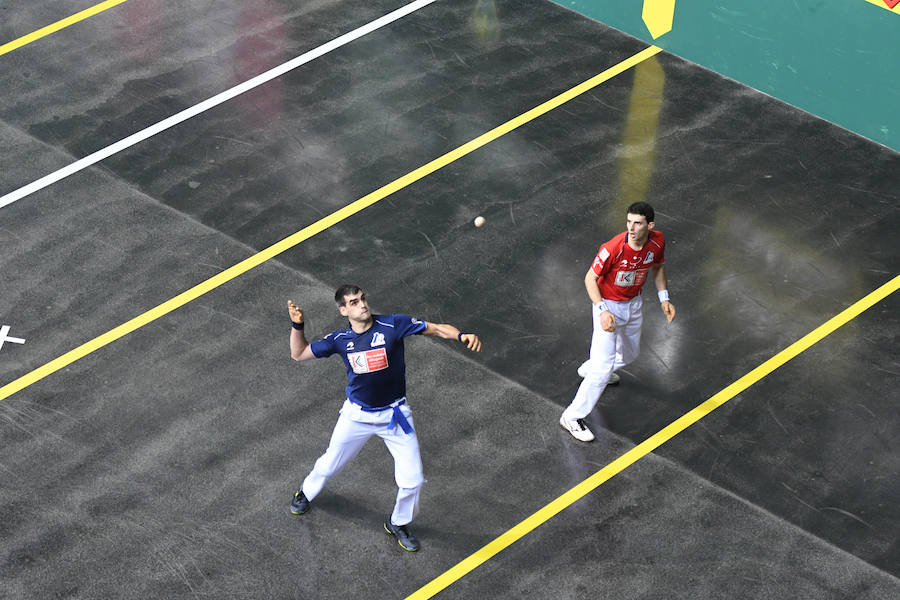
[
  {"xmin": 383, "ymin": 522, "xmax": 419, "ymax": 552},
  {"xmin": 289, "ymin": 500, "xmax": 309, "ymax": 516}
]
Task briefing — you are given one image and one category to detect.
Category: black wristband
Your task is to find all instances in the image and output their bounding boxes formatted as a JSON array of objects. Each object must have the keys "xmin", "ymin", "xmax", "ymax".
[
  {"xmin": 291, "ymin": 321, "xmax": 305, "ymax": 330},
  {"xmin": 457, "ymin": 332, "xmax": 465, "ymax": 342}
]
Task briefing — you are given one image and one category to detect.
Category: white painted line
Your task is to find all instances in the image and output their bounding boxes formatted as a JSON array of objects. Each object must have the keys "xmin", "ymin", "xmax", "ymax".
[
  {"xmin": 0, "ymin": 325, "xmax": 26, "ymax": 351},
  {"xmin": 0, "ymin": 0, "xmax": 438, "ymax": 210}
]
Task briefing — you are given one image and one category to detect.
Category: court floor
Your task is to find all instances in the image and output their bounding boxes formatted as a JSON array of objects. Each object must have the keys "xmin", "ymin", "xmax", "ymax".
[{"xmin": 1, "ymin": 1, "xmax": 898, "ymax": 598}]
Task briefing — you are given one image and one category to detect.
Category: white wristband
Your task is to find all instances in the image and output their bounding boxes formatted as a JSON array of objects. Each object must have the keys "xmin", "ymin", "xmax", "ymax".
[
  {"xmin": 658, "ymin": 290, "xmax": 670, "ymax": 303},
  {"xmin": 595, "ymin": 301, "xmax": 608, "ymax": 312}
]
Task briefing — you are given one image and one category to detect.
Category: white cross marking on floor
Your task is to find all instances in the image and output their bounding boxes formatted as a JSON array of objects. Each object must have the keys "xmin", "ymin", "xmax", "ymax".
[{"xmin": 0, "ymin": 325, "xmax": 26, "ymax": 351}]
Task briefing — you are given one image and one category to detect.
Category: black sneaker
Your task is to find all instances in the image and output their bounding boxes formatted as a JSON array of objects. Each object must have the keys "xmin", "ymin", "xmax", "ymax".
[
  {"xmin": 384, "ymin": 519, "xmax": 420, "ymax": 552},
  {"xmin": 289, "ymin": 490, "xmax": 310, "ymax": 515}
]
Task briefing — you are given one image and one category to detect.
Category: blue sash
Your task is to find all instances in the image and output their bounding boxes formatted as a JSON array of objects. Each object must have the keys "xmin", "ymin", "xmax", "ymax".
[{"xmin": 349, "ymin": 398, "xmax": 413, "ymax": 434}]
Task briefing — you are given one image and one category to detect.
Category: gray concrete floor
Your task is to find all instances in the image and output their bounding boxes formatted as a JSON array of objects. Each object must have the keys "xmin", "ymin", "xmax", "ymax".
[{"xmin": 1, "ymin": 1, "xmax": 898, "ymax": 598}]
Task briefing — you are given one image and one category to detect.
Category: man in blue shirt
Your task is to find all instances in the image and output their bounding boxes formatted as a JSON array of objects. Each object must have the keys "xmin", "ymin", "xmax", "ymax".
[{"xmin": 287, "ymin": 284, "xmax": 482, "ymax": 551}]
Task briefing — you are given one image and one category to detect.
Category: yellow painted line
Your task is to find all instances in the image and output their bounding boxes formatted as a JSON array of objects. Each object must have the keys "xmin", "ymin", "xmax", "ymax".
[
  {"xmin": 863, "ymin": 0, "xmax": 900, "ymax": 14},
  {"xmin": 0, "ymin": 0, "xmax": 129, "ymax": 57},
  {"xmin": 0, "ymin": 45, "xmax": 662, "ymax": 404},
  {"xmin": 405, "ymin": 274, "xmax": 900, "ymax": 599}
]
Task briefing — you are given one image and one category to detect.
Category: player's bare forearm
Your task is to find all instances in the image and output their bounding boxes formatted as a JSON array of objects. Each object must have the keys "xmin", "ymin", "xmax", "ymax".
[
  {"xmin": 650, "ymin": 266, "xmax": 676, "ymax": 323},
  {"xmin": 422, "ymin": 321, "xmax": 458, "ymax": 340},
  {"xmin": 288, "ymin": 300, "xmax": 316, "ymax": 361},
  {"xmin": 585, "ymin": 269, "xmax": 616, "ymax": 330},
  {"xmin": 584, "ymin": 269, "xmax": 603, "ymax": 305},
  {"xmin": 424, "ymin": 321, "xmax": 482, "ymax": 352},
  {"xmin": 651, "ymin": 264, "xmax": 668, "ymax": 292},
  {"xmin": 290, "ymin": 329, "xmax": 315, "ymax": 361}
]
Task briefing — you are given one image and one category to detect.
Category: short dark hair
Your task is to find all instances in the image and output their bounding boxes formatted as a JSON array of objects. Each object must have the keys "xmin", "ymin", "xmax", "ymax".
[
  {"xmin": 627, "ymin": 202, "xmax": 654, "ymax": 223},
  {"xmin": 334, "ymin": 284, "xmax": 363, "ymax": 306}
]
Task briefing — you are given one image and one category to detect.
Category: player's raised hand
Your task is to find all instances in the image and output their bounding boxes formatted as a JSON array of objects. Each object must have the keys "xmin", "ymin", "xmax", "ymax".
[
  {"xmin": 600, "ymin": 310, "xmax": 616, "ymax": 332},
  {"xmin": 661, "ymin": 301, "xmax": 676, "ymax": 323},
  {"xmin": 460, "ymin": 333, "xmax": 482, "ymax": 352},
  {"xmin": 288, "ymin": 300, "xmax": 305, "ymax": 325}
]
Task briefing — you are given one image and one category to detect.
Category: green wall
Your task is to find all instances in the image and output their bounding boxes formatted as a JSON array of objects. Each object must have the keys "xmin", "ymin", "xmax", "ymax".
[{"xmin": 552, "ymin": 0, "xmax": 899, "ymax": 151}]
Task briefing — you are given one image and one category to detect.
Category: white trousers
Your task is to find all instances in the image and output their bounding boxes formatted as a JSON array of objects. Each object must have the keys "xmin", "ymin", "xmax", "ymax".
[
  {"xmin": 301, "ymin": 398, "xmax": 424, "ymax": 526},
  {"xmin": 562, "ymin": 296, "xmax": 643, "ymax": 421}
]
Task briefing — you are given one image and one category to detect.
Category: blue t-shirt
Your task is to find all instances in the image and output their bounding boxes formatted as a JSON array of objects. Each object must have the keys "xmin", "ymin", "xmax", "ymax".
[{"xmin": 310, "ymin": 314, "xmax": 427, "ymax": 408}]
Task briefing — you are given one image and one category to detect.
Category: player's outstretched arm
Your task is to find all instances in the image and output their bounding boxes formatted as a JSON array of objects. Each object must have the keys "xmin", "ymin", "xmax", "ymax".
[
  {"xmin": 288, "ymin": 300, "xmax": 316, "ymax": 362},
  {"xmin": 423, "ymin": 322, "xmax": 482, "ymax": 352}
]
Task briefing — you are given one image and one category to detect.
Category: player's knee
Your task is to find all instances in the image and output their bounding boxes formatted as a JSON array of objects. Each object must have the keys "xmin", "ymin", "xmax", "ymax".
[
  {"xmin": 396, "ymin": 473, "xmax": 425, "ymax": 490},
  {"xmin": 312, "ymin": 453, "xmax": 346, "ymax": 478},
  {"xmin": 584, "ymin": 361, "xmax": 614, "ymax": 380}
]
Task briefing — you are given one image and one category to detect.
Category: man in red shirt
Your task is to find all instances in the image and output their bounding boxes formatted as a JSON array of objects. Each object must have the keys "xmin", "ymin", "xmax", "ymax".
[{"xmin": 560, "ymin": 202, "xmax": 676, "ymax": 441}]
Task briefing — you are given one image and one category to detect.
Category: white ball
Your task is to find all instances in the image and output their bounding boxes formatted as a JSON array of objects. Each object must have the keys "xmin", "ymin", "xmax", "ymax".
[{"xmin": 474, "ymin": 216, "xmax": 486, "ymax": 228}]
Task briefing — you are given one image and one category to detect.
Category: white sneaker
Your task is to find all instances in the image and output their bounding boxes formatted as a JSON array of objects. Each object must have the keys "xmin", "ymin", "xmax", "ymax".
[
  {"xmin": 576, "ymin": 363, "xmax": 620, "ymax": 385},
  {"xmin": 559, "ymin": 416, "xmax": 595, "ymax": 442}
]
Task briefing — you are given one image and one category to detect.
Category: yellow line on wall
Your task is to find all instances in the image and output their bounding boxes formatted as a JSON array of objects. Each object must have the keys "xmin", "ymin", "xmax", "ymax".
[
  {"xmin": 863, "ymin": 0, "xmax": 900, "ymax": 15},
  {"xmin": 0, "ymin": 0, "xmax": 129, "ymax": 57},
  {"xmin": 0, "ymin": 45, "xmax": 662, "ymax": 403},
  {"xmin": 404, "ymin": 274, "xmax": 900, "ymax": 599}
]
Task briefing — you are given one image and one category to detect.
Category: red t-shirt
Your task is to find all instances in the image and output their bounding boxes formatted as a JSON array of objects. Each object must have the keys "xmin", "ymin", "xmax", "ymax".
[{"xmin": 590, "ymin": 230, "xmax": 665, "ymax": 301}]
